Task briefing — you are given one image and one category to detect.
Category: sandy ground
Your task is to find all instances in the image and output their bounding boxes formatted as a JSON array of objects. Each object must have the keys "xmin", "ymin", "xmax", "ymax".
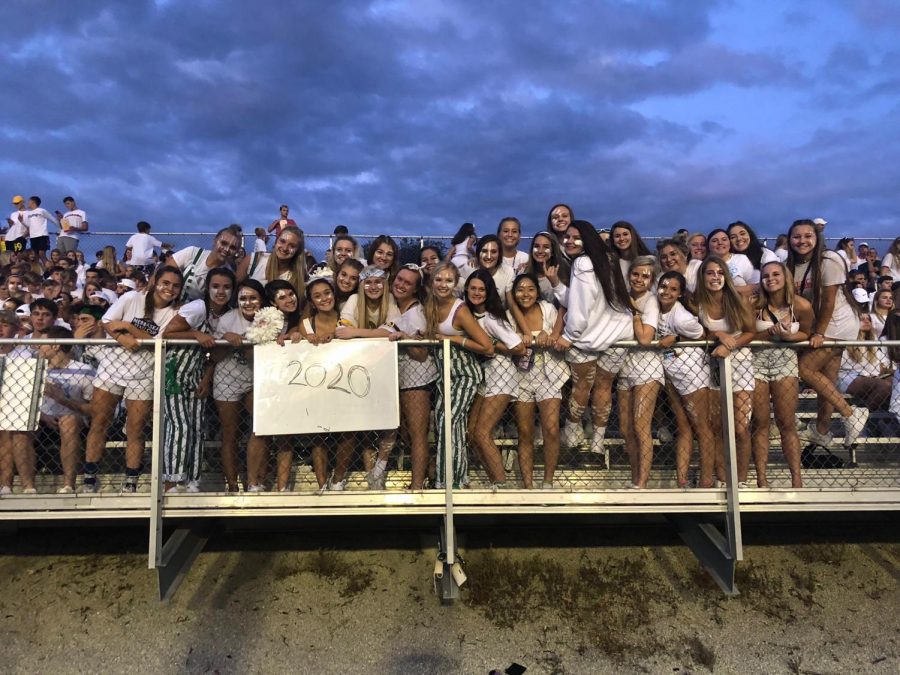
[{"xmin": 0, "ymin": 518, "xmax": 897, "ymax": 674}]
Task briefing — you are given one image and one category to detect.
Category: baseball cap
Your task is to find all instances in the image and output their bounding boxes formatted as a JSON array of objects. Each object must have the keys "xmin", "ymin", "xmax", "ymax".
[
  {"xmin": 812, "ymin": 218, "xmax": 827, "ymax": 226},
  {"xmin": 117, "ymin": 278, "xmax": 137, "ymax": 290},
  {"xmin": 851, "ymin": 288, "xmax": 869, "ymax": 303},
  {"xmin": 11, "ymin": 195, "xmax": 24, "ymax": 204}
]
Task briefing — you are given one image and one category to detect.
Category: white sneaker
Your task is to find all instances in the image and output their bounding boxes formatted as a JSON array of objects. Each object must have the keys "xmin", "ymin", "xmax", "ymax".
[
  {"xmin": 246, "ymin": 484, "xmax": 265, "ymax": 493},
  {"xmin": 22, "ymin": 487, "xmax": 37, "ymax": 494},
  {"xmin": 562, "ymin": 421, "xmax": 585, "ymax": 449},
  {"xmin": 843, "ymin": 407, "xmax": 870, "ymax": 447},
  {"xmin": 327, "ymin": 476, "xmax": 346, "ymax": 491},
  {"xmin": 57, "ymin": 486, "xmax": 75, "ymax": 495},
  {"xmin": 798, "ymin": 423, "xmax": 833, "ymax": 447},
  {"xmin": 185, "ymin": 480, "xmax": 201, "ymax": 494},
  {"xmin": 0, "ymin": 486, "xmax": 12, "ymax": 496}
]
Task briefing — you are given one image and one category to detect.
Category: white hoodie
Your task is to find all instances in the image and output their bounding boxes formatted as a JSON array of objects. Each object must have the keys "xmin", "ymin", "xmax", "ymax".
[{"xmin": 562, "ymin": 255, "xmax": 633, "ymax": 351}]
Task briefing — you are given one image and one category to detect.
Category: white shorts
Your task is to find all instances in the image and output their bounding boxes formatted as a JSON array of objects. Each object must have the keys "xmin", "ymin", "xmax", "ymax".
[
  {"xmin": 477, "ymin": 355, "xmax": 518, "ymax": 398},
  {"xmin": 663, "ymin": 348, "xmax": 712, "ymax": 396},
  {"xmin": 595, "ymin": 347, "xmax": 628, "ymax": 375},
  {"xmin": 710, "ymin": 347, "xmax": 755, "ymax": 392},
  {"xmin": 618, "ymin": 349, "xmax": 665, "ymax": 389},
  {"xmin": 565, "ymin": 346, "xmax": 599, "ymax": 365},
  {"xmin": 517, "ymin": 350, "xmax": 569, "ymax": 403},
  {"xmin": 752, "ymin": 346, "xmax": 798, "ymax": 383},
  {"xmin": 213, "ymin": 355, "xmax": 253, "ymax": 402},
  {"xmin": 94, "ymin": 349, "xmax": 154, "ymax": 401}
]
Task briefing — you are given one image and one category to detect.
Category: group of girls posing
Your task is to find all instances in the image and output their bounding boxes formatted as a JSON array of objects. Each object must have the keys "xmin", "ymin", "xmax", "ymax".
[{"xmin": 76, "ymin": 210, "xmax": 889, "ymax": 494}]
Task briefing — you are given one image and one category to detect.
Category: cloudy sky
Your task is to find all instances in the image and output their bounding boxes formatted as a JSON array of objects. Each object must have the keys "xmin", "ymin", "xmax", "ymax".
[{"xmin": 3, "ymin": 0, "xmax": 899, "ymax": 242}]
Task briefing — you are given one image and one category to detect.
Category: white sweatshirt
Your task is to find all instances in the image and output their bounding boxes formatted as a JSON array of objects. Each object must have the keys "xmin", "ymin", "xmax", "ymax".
[{"xmin": 562, "ymin": 255, "xmax": 633, "ymax": 350}]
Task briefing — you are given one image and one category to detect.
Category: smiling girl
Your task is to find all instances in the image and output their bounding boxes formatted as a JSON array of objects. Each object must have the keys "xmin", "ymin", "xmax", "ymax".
[
  {"xmin": 424, "ymin": 263, "xmax": 494, "ymax": 488},
  {"xmin": 619, "ymin": 256, "xmax": 664, "ymax": 488},
  {"xmin": 465, "ymin": 269, "xmax": 525, "ymax": 489},
  {"xmin": 212, "ymin": 279, "xmax": 267, "ymax": 492},
  {"xmin": 162, "ymin": 267, "xmax": 237, "ymax": 492},
  {"xmin": 695, "ymin": 257, "xmax": 755, "ymax": 486},
  {"xmin": 510, "ymin": 273, "xmax": 568, "ymax": 488},
  {"xmin": 497, "ymin": 217, "xmax": 529, "ymax": 274},
  {"xmin": 83, "ymin": 266, "xmax": 185, "ymax": 493},
  {"xmin": 787, "ymin": 218, "xmax": 867, "ymax": 450},
  {"xmin": 751, "ymin": 261, "xmax": 813, "ymax": 488},
  {"xmin": 239, "ymin": 225, "xmax": 308, "ymax": 297}
]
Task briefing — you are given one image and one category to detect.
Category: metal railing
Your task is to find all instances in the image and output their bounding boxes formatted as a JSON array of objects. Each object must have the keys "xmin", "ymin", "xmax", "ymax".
[{"xmin": 0, "ymin": 336, "xmax": 897, "ymax": 597}]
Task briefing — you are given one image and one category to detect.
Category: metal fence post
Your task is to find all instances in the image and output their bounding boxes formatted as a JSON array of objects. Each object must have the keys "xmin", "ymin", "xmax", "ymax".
[
  {"xmin": 148, "ymin": 337, "xmax": 166, "ymax": 569},
  {"xmin": 718, "ymin": 354, "xmax": 743, "ymax": 562},
  {"xmin": 437, "ymin": 338, "xmax": 461, "ymax": 603}
]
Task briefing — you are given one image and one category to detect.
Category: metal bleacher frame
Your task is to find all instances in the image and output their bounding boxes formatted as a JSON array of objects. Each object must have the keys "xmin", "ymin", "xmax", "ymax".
[{"xmin": 0, "ymin": 337, "xmax": 897, "ymax": 602}]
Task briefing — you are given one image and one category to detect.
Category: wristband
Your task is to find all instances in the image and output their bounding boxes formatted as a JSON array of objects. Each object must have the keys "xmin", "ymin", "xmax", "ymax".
[{"xmin": 462, "ymin": 337, "xmax": 468, "ymax": 349}]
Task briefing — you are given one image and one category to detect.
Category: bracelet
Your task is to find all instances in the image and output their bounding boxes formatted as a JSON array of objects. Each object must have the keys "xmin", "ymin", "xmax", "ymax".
[{"xmin": 461, "ymin": 337, "xmax": 468, "ymax": 349}]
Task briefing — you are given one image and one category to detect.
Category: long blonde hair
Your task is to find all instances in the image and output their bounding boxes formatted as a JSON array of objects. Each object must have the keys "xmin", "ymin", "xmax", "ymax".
[
  {"xmin": 755, "ymin": 261, "xmax": 796, "ymax": 311},
  {"xmin": 354, "ymin": 274, "xmax": 394, "ymax": 329},
  {"xmin": 695, "ymin": 256, "xmax": 752, "ymax": 332},
  {"xmin": 847, "ymin": 314, "xmax": 879, "ymax": 364},
  {"xmin": 424, "ymin": 262, "xmax": 460, "ymax": 338},
  {"xmin": 266, "ymin": 226, "xmax": 307, "ymax": 296}
]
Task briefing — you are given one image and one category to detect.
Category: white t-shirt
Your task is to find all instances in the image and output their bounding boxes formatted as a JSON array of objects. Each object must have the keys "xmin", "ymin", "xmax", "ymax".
[
  {"xmin": 253, "ymin": 238, "xmax": 267, "ymax": 253},
  {"xmin": 103, "ymin": 290, "xmax": 179, "ymax": 337},
  {"xmin": 126, "ymin": 232, "xmax": 162, "ymax": 266},
  {"xmin": 748, "ymin": 248, "xmax": 780, "ymax": 284},
  {"xmin": 501, "ymin": 251, "xmax": 529, "ymax": 274},
  {"xmin": 725, "ymin": 253, "xmax": 754, "ymax": 287},
  {"xmin": 383, "ymin": 305, "xmax": 439, "ymax": 389},
  {"xmin": 59, "ymin": 209, "xmax": 87, "ymax": 241},
  {"xmin": 774, "ymin": 248, "xmax": 789, "ymax": 263},
  {"xmin": 793, "ymin": 250, "xmax": 859, "ymax": 340},
  {"xmin": 882, "ymin": 252, "xmax": 900, "ymax": 279},
  {"xmin": 42, "ymin": 360, "xmax": 95, "ymax": 418},
  {"xmin": 24, "ymin": 208, "xmax": 57, "ymax": 238},
  {"xmin": 477, "ymin": 312, "xmax": 522, "ymax": 350},
  {"xmin": 172, "ymin": 246, "xmax": 214, "ymax": 301},
  {"xmin": 6, "ymin": 210, "xmax": 27, "ymax": 240},
  {"xmin": 214, "ymin": 307, "xmax": 252, "ymax": 339},
  {"xmin": 658, "ymin": 301, "xmax": 705, "ymax": 340}
]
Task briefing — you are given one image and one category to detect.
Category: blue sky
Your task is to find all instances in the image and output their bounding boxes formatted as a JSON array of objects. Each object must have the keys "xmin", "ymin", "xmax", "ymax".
[{"xmin": 2, "ymin": 0, "xmax": 898, "ymax": 242}]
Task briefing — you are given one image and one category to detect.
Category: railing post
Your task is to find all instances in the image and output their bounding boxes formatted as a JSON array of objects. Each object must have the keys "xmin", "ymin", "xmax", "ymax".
[
  {"xmin": 442, "ymin": 339, "xmax": 455, "ymax": 564},
  {"xmin": 718, "ymin": 354, "xmax": 743, "ymax": 562},
  {"xmin": 148, "ymin": 337, "xmax": 166, "ymax": 569}
]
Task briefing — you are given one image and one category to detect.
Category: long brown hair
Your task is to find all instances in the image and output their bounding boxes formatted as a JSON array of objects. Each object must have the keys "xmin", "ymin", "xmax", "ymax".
[
  {"xmin": 786, "ymin": 219, "xmax": 855, "ymax": 317},
  {"xmin": 694, "ymin": 256, "xmax": 752, "ymax": 332},
  {"xmin": 143, "ymin": 266, "xmax": 183, "ymax": 319}
]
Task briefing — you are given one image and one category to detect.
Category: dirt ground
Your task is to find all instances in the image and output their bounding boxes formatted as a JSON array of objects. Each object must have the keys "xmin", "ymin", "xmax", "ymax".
[{"xmin": 0, "ymin": 518, "xmax": 897, "ymax": 674}]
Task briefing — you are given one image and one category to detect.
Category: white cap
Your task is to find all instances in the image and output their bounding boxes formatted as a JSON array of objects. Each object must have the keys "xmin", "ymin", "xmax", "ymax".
[
  {"xmin": 851, "ymin": 288, "xmax": 869, "ymax": 303},
  {"xmin": 812, "ymin": 217, "xmax": 827, "ymax": 226}
]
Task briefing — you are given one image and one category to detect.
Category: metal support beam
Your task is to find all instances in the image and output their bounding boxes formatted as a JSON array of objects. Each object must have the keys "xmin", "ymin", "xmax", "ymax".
[
  {"xmin": 156, "ymin": 524, "xmax": 210, "ymax": 602},
  {"xmin": 717, "ymin": 355, "xmax": 743, "ymax": 562},
  {"xmin": 436, "ymin": 339, "xmax": 463, "ymax": 604},
  {"xmin": 671, "ymin": 515, "xmax": 738, "ymax": 595},
  {"xmin": 148, "ymin": 337, "xmax": 167, "ymax": 569}
]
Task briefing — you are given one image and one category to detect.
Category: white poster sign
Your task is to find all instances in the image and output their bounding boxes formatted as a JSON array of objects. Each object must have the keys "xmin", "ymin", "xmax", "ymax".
[
  {"xmin": 253, "ymin": 339, "xmax": 399, "ymax": 435},
  {"xmin": 0, "ymin": 357, "xmax": 46, "ymax": 432}
]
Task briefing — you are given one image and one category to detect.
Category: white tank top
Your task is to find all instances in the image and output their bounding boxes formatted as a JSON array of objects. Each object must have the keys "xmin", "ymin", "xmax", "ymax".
[{"xmin": 438, "ymin": 298, "xmax": 465, "ymax": 336}]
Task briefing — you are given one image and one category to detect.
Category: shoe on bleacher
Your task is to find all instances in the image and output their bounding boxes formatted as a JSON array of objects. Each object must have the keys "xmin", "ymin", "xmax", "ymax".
[
  {"xmin": 81, "ymin": 477, "xmax": 99, "ymax": 494},
  {"xmin": 0, "ymin": 486, "xmax": 12, "ymax": 496},
  {"xmin": 798, "ymin": 423, "xmax": 833, "ymax": 447},
  {"xmin": 122, "ymin": 476, "xmax": 138, "ymax": 494},
  {"xmin": 185, "ymin": 480, "xmax": 201, "ymax": 494},
  {"xmin": 562, "ymin": 421, "xmax": 585, "ymax": 449},
  {"xmin": 57, "ymin": 486, "xmax": 75, "ymax": 495},
  {"xmin": 843, "ymin": 406, "xmax": 870, "ymax": 448}
]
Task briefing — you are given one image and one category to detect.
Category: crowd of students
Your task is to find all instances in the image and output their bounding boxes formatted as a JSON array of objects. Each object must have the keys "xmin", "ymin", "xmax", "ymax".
[{"xmin": 1, "ymin": 195, "xmax": 899, "ymax": 495}]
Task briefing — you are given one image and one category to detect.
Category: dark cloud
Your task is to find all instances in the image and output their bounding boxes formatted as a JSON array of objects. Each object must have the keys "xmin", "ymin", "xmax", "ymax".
[{"xmin": 0, "ymin": 0, "xmax": 896, "ymax": 240}]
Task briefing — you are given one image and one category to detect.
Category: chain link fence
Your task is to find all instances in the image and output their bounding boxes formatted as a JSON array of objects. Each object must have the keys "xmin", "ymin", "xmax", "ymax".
[{"xmin": 0, "ymin": 337, "xmax": 896, "ymax": 501}]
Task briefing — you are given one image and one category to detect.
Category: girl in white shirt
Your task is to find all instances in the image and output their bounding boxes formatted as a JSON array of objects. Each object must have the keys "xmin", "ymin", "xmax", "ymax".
[
  {"xmin": 880, "ymin": 236, "xmax": 900, "ymax": 279},
  {"xmin": 838, "ymin": 313, "xmax": 893, "ymax": 410},
  {"xmin": 497, "ymin": 217, "xmax": 529, "ymax": 274},
  {"xmin": 447, "ymin": 223, "xmax": 477, "ymax": 273},
  {"xmin": 751, "ymin": 262, "xmax": 814, "ymax": 488},
  {"xmin": 83, "ymin": 266, "xmax": 184, "ymax": 493},
  {"xmin": 610, "ymin": 220, "xmax": 653, "ymax": 287},
  {"xmin": 656, "ymin": 238, "xmax": 701, "ymax": 294},
  {"xmin": 465, "ymin": 269, "xmax": 525, "ymax": 489},
  {"xmin": 707, "ymin": 228, "xmax": 755, "ymax": 297},
  {"xmin": 553, "ymin": 220, "xmax": 634, "ymax": 460},
  {"xmin": 620, "ymin": 256, "xmax": 664, "ymax": 488},
  {"xmin": 695, "ymin": 257, "xmax": 756, "ymax": 487},
  {"xmin": 212, "ymin": 279, "xmax": 266, "ymax": 492},
  {"xmin": 727, "ymin": 221, "xmax": 779, "ymax": 287},
  {"xmin": 787, "ymin": 219, "xmax": 868, "ymax": 449}
]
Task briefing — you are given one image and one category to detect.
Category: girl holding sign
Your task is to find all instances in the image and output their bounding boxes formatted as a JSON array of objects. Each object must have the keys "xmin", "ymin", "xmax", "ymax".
[
  {"xmin": 245, "ymin": 280, "xmax": 303, "ymax": 492},
  {"xmin": 424, "ymin": 263, "xmax": 494, "ymax": 488}
]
